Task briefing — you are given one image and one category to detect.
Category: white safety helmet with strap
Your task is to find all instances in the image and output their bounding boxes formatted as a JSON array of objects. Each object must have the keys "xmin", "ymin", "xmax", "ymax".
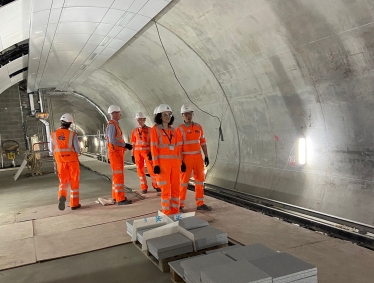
[
  {"xmin": 108, "ymin": 105, "xmax": 121, "ymax": 114},
  {"xmin": 60, "ymin": 113, "xmax": 74, "ymax": 123},
  {"xmin": 135, "ymin": 112, "xmax": 146, "ymax": 119},
  {"xmin": 157, "ymin": 104, "xmax": 172, "ymax": 113},
  {"xmin": 181, "ymin": 104, "xmax": 194, "ymax": 114},
  {"xmin": 153, "ymin": 106, "xmax": 159, "ymax": 115}
]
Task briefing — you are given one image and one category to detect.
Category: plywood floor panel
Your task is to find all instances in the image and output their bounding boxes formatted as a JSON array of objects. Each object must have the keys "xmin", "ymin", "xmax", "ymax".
[
  {"xmin": 0, "ymin": 238, "xmax": 36, "ymax": 270},
  {"xmin": 0, "ymin": 221, "xmax": 33, "ymax": 243}
]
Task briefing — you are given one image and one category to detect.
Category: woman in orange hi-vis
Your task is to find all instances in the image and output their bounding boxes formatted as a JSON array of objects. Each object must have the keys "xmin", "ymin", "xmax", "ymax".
[
  {"xmin": 151, "ymin": 104, "xmax": 184, "ymax": 215},
  {"xmin": 131, "ymin": 112, "xmax": 161, "ymax": 194},
  {"xmin": 51, "ymin": 113, "xmax": 81, "ymax": 211},
  {"xmin": 177, "ymin": 105, "xmax": 212, "ymax": 212},
  {"xmin": 106, "ymin": 105, "xmax": 133, "ymax": 206}
]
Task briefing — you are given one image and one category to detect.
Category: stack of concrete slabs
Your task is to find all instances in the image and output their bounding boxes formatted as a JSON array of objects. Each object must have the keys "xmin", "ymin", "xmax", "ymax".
[
  {"xmin": 178, "ymin": 216, "xmax": 209, "ymax": 230},
  {"xmin": 189, "ymin": 226, "xmax": 228, "ymax": 250},
  {"xmin": 223, "ymin": 244, "xmax": 278, "ymax": 261},
  {"xmin": 147, "ymin": 233, "xmax": 194, "ymax": 260},
  {"xmin": 201, "ymin": 260, "xmax": 272, "ymax": 283},
  {"xmin": 126, "ymin": 220, "xmax": 134, "ymax": 237},
  {"xmin": 168, "ymin": 255, "xmax": 206, "ymax": 279},
  {"xmin": 181, "ymin": 252, "xmax": 233, "ymax": 283},
  {"xmin": 249, "ymin": 253, "xmax": 317, "ymax": 283},
  {"xmin": 205, "ymin": 244, "xmax": 242, "ymax": 255},
  {"xmin": 136, "ymin": 223, "xmax": 167, "ymax": 244}
]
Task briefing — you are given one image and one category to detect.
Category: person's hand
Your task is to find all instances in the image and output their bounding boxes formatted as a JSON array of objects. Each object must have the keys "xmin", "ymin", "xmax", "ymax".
[
  {"xmin": 154, "ymin": 166, "xmax": 161, "ymax": 175},
  {"xmin": 132, "ymin": 156, "xmax": 135, "ymax": 164},
  {"xmin": 204, "ymin": 157, "xmax": 209, "ymax": 167},
  {"xmin": 181, "ymin": 162, "xmax": 186, "ymax": 173},
  {"xmin": 125, "ymin": 143, "xmax": 133, "ymax": 150},
  {"xmin": 147, "ymin": 152, "xmax": 152, "ymax": 161}
]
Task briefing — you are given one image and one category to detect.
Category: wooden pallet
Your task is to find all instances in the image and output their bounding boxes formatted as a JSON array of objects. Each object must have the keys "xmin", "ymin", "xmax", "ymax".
[
  {"xmin": 133, "ymin": 240, "xmax": 228, "ymax": 273},
  {"xmin": 170, "ymin": 266, "xmax": 185, "ymax": 283}
]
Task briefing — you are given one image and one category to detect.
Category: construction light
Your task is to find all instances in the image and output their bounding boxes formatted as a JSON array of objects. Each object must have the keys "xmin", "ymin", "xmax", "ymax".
[
  {"xmin": 298, "ymin": 138, "xmax": 306, "ymax": 165},
  {"xmin": 94, "ymin": 138, "xmax": 99, "ymax": 146},
  {"xmin": 83, "ymin": 136, "xmax": 87, "ymax": 141},
  {"xmin": 80, "ymin": 141, "xmax": 84, "ymax": 149},
  {"xmin": 36, "ymin": 112, "xmax": 49, "ymax": 119}
]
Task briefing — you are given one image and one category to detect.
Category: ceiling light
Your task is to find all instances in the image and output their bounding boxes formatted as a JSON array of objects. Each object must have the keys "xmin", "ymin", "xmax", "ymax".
[
  {"xmin": 32, "ymin": 57, "xmax": 39, "ymax": 60},
  {"xmin": 80, "ymin": 64, "xmax": 87, "ymax": 70},
  {"xmin": 35, "ymin": 31, "xmax": 43, "ymax": 34},
  {"xmin": 116, "ymin": 12, "xmax": 135, "ymax": 27},
  {"xmin": 89, "ymin": 53, "xmax": 97, "ymax": 60},
  {"xmin": 73, "ymin": 74, "xmax": 79, "ymax": 78},
  {"xmin": 99, "ymin": 37, "xmax": 110, "ymax": 46}
]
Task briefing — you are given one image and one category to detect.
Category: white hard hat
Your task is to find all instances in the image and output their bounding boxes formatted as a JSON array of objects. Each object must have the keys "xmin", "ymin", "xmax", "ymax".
[
  {"xmin": 153, "ymin": 107, "xmax": 159, "ymax": 115},
  {"xmin": 108, "ymin": 105, "xmax": 121, "ymax": 114},
  {"xmin": 181, "ymin": 104, "xmax": 194, "ymax": 114},
  {"xmin": 60, "ymin": 113, "xmax": 74, "ymax": 123},
  {"xmin": 135, "ymin": 112, "xmax": 146, "ymax": 119},
  {"xmin": 157, "ymin": 104, "xmax": 172, "ymax": 114}
]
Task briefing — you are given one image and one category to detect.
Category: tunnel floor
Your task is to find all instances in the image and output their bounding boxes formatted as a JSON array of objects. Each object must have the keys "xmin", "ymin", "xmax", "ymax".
[{"xmin": 0, "ymin": 157, "xmax": 373, "ymax": 283}]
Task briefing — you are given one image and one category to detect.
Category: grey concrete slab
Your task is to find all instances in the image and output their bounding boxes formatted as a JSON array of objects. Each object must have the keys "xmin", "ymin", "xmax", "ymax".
[
  {"xmin": 168, "ymin": 255, "xmax": 206, "ymax": 279},
  {"xmin": 205, "ymin": 244, "xmax": 242, "ymax": 255},
  {"xmin": 178, "ymin": 216, "xmax": 209, "ymax": 230},
  {"xmin": 223, "ymin": 244, "xmax": 278, "ymax": 261},
  {"xmin": 147, "ymin": 233, "xmax": 193, "ymax": 252}
]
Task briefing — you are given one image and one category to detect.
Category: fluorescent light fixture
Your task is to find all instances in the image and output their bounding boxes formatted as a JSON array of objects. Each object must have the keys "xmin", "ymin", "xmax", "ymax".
[
  {"xmin": 89, "ymin": 53, "xmax": 98, "ymax": 60},
  {"xmin": 116, "ymin": 12, "xmax": 135, "ymax": 27},
  {"xmin": 298, "ymin": 138, "xmax": 306, "ymax": 165},
  {"xmin": 99, "ymin": 36, "xmax": 110, "ymax": 46},
  {"xmin": 80, "ymin": 64, "xmax": 87, "ymax": 70}
]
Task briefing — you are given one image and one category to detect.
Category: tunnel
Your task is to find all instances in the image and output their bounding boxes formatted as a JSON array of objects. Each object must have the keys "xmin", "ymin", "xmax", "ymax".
[{"xmin": 0, "ymin": 1, "xmax": 374, "ymax": 282}]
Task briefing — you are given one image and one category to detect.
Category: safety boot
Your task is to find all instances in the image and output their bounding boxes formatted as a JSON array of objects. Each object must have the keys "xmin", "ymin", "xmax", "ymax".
[
  {"xmin": 197, "ymin": 204, "xmax": 212, "ymax": 211},
  {"xmin": 71, "ymin": 204, "xmax": 81, "ymax": 210},
  {"xmin": 142, "ymin": 190, "xmax": 148, "ymax": 194},
  {"xmin": 154, "ymin": 187, "xmax": 161, "ymax": 192},
  {"xmin": 179, "ymin": 207, "xmax": 184, "ymax": 213},
  {"xmin": 117, "ymin": 198, "xmax": 132, "ymax": 205},
  {"xmin": 58, "ymin": 196, "xmax": 66, "ymax": 211}
]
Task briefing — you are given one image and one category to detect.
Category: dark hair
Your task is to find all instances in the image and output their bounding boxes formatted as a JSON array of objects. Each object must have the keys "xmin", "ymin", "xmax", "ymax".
[
  {"xmin": 61, "ymin": 122, "xmax": 72, "ymax": 129},
  {"xmin": 154, "ymin": 113, "xmax": 174, "ymax": 126}
]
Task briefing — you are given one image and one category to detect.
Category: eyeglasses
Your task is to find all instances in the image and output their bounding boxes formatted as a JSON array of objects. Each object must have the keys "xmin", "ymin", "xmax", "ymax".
[
  {"xmin": 161, "ymin": 113, "xmax": 173, "ymax": 117},
  {"xmin": 183, "ymin": 112, "xmax": 194, "ymax": 116}
]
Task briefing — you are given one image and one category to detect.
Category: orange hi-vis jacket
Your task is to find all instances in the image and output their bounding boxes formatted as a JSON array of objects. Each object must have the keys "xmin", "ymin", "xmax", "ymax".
[
  {"xmin": 106, "ymin": 120, "xmax": 126, "ymax": 153},
  {"xmin": 150, "ymin": 124, "xmax": 182, "ymax": 166},
  {"xmin": 176, "ymin": 122, "xmax": 206, "ymax": 156},
  {"xmin": 52, "ymin": 129, "xmax": 79, "ymax": 163},
  {"xmin": 131, "ymin": 126, "xmax": 151, "ymax": 151}
]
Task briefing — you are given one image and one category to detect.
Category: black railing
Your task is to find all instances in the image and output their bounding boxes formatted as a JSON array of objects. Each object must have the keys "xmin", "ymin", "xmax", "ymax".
[
  {"xmin": 0, "ymin": 43, "xmax": 29, "ymax": 67},
  {"xmin": 0, "ymin": 0, "xmax": 16, "ymax": 7}
]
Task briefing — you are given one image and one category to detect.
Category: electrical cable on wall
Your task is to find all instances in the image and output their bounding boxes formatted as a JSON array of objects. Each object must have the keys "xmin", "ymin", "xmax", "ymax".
[{"xmin": 153, "ymin": 19, "xmax": 224, "ymax": 177}]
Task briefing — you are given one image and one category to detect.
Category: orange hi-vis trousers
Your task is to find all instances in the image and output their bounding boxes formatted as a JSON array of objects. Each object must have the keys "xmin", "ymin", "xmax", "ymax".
[
  {"xmin": 158, "ymin": 158, "xmax": 181, "ymax": 215},
  {"xmin": 180, "ymin": 154, "xmax": 205, "ymax": 207},
  {"xmin": 109, "ymin": 150, "xmax": 125, "ymax": 202},
  {"xmin": 57, "ymin": 161, "xmax": 80, "ymax": 208},
  {"xmin": 134, "ymin": 150, "xmax": 157, "ymax": 190}
]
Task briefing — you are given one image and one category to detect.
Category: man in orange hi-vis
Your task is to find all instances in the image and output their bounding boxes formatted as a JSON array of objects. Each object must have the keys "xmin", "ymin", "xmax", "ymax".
[
  {"xmin": 131, "ymin": 112, "xmax": 161, "ymax": 194},
  {"xmin": 177, "ymin": 105, "xmax": 212, "ymax": 212},
  {"xmin": 106, "ymin": 105, "xmax": 133, "ymax": 206},
  {"xmin": 151, "ymin": 104, "xmax": 184, "ymax": 215},
  {"xmin": 51, "ymin": 113, "xmax": 81, "ymax": 211}
]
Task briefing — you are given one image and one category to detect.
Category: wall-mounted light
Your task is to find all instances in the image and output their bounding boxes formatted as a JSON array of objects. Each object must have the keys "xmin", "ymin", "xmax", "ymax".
[
  {"xmin": 83, "ymin": 136, "xmax": 87, "ymax": 141},
  {"xmin": 80, "ymin": 141, "xmax": 84, "ymax": 149},
  {"xmin": 116, "ymin": 12, "xmax": 135, "ymax": 27},
  {"xmin": 94, "ymin": 138, "xmax": 99, "ymax": 146},
  {"xmin": 298, "ymin": 137, "xmax": 306, "ymax": 165}
]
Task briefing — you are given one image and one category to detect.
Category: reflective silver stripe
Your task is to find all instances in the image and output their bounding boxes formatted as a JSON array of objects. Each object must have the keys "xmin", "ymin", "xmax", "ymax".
[
  {"xmin": 170, "ymin": 203, "xmax": 179, "ymax": 207},
  {"xmin": 161, "ymin": 206, "xmax": 170, "ymax": 210},
  {"xmin": 153, "ymin": 156, "xmax": 159, "ymax": 160},
  {"xmin": 112, "ymin": 170, "xmax": 122, "ymax": 173},
  {"xmin": 182, "ymin": 151, "xmax": 201, "ymax": 155},
  {"xmin": 68, "ymin": 131, "xmax": 74, "ymax": 149},
  {"xmin": 53, "ymin": 131, "xmax": 75, "ymax": 152},
  {"xmin": 201, "ymin": 143, "xmax": 206, "ymax": 146},
  {"xmin": 181, "ymin": 183, "xmax": 189, "ymax": 187},
  {"xmin": 170, "ymin": 197, "xmax": 179, "ymax": 201},
  {"xmin": 70, "ymin": 195, "xmax": 79, "ymax": 198},
  {"xmin": 176, "ymin": 142, "xmax": 183, "ymax": 146},
  {"xmin": 140, "ymin": 181, "xmax": 146, "ymax": 184},
  {"xmin": 158, "ymin": 144, "xmax": 177, "ymax": 148},
  {"xmin": 139, "ymin": 176, "xmax": 146, "ymax": 179},
  {"xmin": 157, "ymin": 181, "xmax": 167, "ymax": 185},
  {"xmin": 195, "ymin": 181, "xmax": 204, "ymax": 185},
  {"xmin": 179, "ymin": 125, "xmax": 187, "ymax": 144},
  {"xmin": 161, "ymin": 199, "xmax": 170, "ymax": 203},
  {"xmin": 185, "ymin": 140, "xmax": 199, "ymax": 145},
  {"xmin": 114, "ymin": 184, "xmax": 124, "ymax": 187},
  {"xmin": 59, "ymin": 188, "xmax": 68, "ymax": 191},
  {"xmin": 196, "ymin": 198, "xmax": 204, "ymax": 201},
  {"xmin": 134, "ymin": 147, "xmax": 150, "ymax": 150},
  {"xmin": 70, "ymin": 189, "xmax": 79, "ymax": 193},
  {"xmin": 147, "ymin": 127, "xmax": 150, "ymax": 143},
  {"xmin": 115, "ymin": 189, "xmax": 124, "ymax": 192},
  {"xmin": 155, "ymin": 126, "xmax": 163, "ymax": 145},
  {"xmin": 159, "ymin": 155, "xmax": 180, "ymax": 159},
  {"xmin": 180, "ymin": 200, "xmax": 185, "ymax": 204},
  {"xmin": 151, "ymin": 142, "xmax": 158, "ymax": 146}
]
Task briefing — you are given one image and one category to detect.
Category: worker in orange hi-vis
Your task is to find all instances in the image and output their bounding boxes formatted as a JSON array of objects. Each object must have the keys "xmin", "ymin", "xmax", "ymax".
[
  {"xmin": 151, "ymin": 104, "xmax": 184, "ymax": 215},
  {"xmin": 131, "ymin": 112, "xmax": 161, "ymax": 194},
  {"xmin": 106, "ymin": 105, "xmax": 133, "ymax": 206},
  {"xmin": 177, "ymin": 105, "xmax": 212, "ymax": 212},
  {"xmin": 51, "ymin": 113, "xmax": 82, "ymax": 211}
]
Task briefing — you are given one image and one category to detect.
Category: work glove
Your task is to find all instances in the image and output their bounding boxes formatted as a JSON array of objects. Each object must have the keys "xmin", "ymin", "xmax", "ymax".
[
  {"xmin": 204, "ymin": 157, "xmax": 209, "ymax": 167},
  {"xmin": 147, "ymin": 152, "xmax": 152, "ymax": 161},
  {"xmin": 125, "ymin": 143, "xmax": 133, "ymax": 150},
  {"xmin": 154, "ymin": 165, "xmax": 161, "ymax": 175},
  {"xmin": 181, "ymin": 162, "xmax": 186, "ymax": 173},
  {"xmin": 132, "ymin": 156, "xmax": 135, "ymax": 164}
]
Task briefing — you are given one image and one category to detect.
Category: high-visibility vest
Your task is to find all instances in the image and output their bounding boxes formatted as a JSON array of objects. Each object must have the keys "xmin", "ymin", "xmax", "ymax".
[
  {"xmin": 177, "ymin": 122, "xmax": 206, "ymax": 156},
  {"xmin": 150, "ymin": 124, "xmax": 182, "ymax": 166},
  {"xmin": 106, "ymin": 120, "xmax": 125, "ymax": 153},
  {"xmin": 131, "ymin": 126, "xmax": 151, "ymax": 151},
  {"xmin": 52, "ymin": 129, "xmax": 79, "ymax": 163}
]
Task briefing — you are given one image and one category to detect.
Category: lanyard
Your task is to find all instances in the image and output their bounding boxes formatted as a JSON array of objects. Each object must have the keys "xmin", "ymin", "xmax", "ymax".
[
  {"xmin": 138, "ymin": 126, "xmax": 146, "ymax": 138},
  {"xmin": 162, "ymin": 129, "xmax": 173, "ymax": 144}
]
